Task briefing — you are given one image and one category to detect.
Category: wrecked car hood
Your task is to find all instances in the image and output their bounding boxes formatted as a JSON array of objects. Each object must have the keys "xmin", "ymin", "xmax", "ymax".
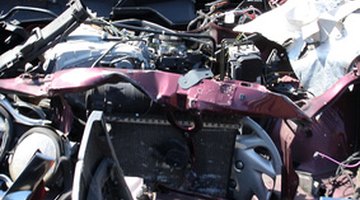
[{"xmin": 234, "ymin": 0, "xmax": 360, "ymax": 96}]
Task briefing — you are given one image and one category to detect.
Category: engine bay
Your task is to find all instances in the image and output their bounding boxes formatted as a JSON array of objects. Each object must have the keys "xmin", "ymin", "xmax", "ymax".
[{"xmin": 1, "ymin": 0, "xmax": 360, "ymax": 199}]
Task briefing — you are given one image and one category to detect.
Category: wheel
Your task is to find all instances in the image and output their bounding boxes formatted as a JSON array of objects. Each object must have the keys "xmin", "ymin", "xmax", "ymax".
[{"xmin": 231, "ymin": 117, "xmax": 282, "ymax": 200}]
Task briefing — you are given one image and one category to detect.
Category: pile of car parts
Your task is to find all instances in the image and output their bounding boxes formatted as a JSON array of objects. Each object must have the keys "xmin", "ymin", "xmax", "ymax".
[{"xmin": 0, "ymin": 0, "xmax": 360, "ymax": 199}]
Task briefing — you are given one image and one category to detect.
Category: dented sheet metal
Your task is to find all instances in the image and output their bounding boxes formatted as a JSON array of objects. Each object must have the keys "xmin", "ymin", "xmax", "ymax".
[
  {"xmin": 0, "ymin": 68, "xmax": 309, "ymax": 121},
  {"xmin": 303, "ymin": 70, "xmax": 360, "ymax": 118},
  {"xmin": 234, "ymin": 0, "xmax": 360, "ymax": 96}
]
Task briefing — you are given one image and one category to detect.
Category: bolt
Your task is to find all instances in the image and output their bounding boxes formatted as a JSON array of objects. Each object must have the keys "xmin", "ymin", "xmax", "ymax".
[
  {"xmin": 235, "ymin": 161, "xmax": 244, "ymax": 171},
  {"xmin": 229, "ymin": 179, "xmax": 237, "ymax": 188}
]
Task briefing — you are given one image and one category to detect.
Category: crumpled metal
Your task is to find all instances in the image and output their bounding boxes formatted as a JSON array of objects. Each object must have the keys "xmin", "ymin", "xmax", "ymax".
[{"xmin": 234, "ymin": 0, "xmax": 360, "ymax": 96}]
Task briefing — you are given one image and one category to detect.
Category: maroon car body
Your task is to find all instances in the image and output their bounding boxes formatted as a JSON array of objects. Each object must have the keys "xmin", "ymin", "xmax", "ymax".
[
  {"xmin": 0, "ymin": 62, "xmax": 359, "ymax": 198},
  {"xmin": 0, "ymin": 67, "xmax": 308, "ymax": 121},
  {"xmin": 1, "ymin": 0, "xmax": 360, "ymax": 199}
]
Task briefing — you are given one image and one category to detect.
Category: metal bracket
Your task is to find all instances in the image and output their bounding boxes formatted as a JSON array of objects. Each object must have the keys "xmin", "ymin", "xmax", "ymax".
[{"xmin": 178, "ymin": 68, "xmax": 213, "ymax": 89}]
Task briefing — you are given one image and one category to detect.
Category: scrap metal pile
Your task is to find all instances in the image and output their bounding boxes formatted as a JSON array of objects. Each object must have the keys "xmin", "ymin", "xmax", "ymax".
[{"xmin": 0, "ymin": 0, "xmax": 359, "ymax": 199}]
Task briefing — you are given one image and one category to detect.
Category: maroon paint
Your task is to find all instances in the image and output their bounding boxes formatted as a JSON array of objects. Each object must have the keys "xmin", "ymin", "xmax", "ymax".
[
  {"xmin": 275, "ymin": 67, "xmax": 360, "ymax": 198},
  {"xmin": 0, "ymin": 67, "xmax": 309, "ymax": 120},
  {"xmin": 3, "ymin": 67, "xmax": 358, "ymax": 198},
  {"xmin": 302, "ymin": 70, "xmax": 360, "ymax": 119}
]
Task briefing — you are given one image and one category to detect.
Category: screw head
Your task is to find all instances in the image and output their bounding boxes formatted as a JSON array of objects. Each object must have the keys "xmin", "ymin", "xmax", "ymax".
[
  {"xmin": 235, "ymin": 160, "xmax": 244, "ymax": 171},
  {"xmin": 229, "ymin": 179, "xmax": 237, "ymax": 188}
]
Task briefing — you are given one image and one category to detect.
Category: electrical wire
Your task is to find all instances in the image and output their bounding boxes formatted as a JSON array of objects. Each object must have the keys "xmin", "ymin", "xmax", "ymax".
[
  {"xmin": 91, "ymin": 41, "xmax": 123, "ymax": 68},
  {"xmin": 85, "ymin": 19, "xmax": 216, "ymax": 58},
  {"xmin": 187, "ymin": 1, "xmax": 263, "ymax": 32},
  {"xmin": 90, "ymin": 39, "xmax": 147, "ymax": 68},
  {"xmin": 314, "ymin": 151, "xmax": 360, "ymax": 169},
  {"xmin": 88, "ymin": 17, "xmax": 124, "ymax": 38},
  {"xmin": 314, "ymin": 151, "xmax": 360, "ymax": 192}
]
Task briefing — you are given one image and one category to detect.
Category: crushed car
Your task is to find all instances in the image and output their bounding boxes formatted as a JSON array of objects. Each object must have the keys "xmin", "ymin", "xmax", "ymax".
[{"xmin": 0, "ymin": 0, "xmax": 359, "ymax": 199}]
